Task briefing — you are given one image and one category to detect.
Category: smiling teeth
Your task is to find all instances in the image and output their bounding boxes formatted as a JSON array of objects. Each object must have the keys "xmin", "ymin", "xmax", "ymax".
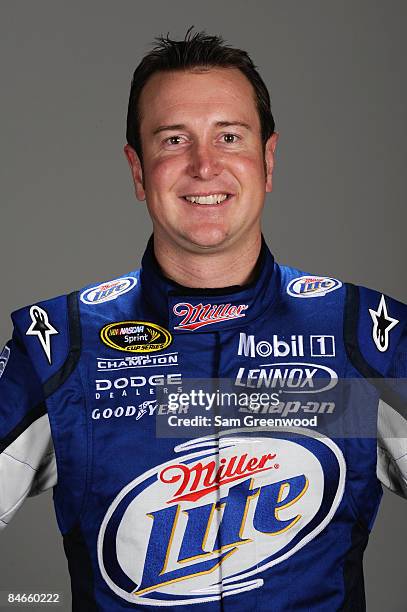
[{"xmin": 185, "ymin": 194, "xmax": 229, "ymax": 205}]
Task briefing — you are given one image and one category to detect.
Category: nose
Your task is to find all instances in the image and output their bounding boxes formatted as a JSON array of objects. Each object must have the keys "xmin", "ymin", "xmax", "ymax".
[{"xmin": 187, "ymin": 142, "xmax": 222, "ymax": 180}]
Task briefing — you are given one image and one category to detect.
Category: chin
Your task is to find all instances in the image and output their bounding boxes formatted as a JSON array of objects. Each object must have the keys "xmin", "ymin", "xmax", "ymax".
[{"xmin": 179, "ymin": 224, "xmax": 231, "ymax": 251}]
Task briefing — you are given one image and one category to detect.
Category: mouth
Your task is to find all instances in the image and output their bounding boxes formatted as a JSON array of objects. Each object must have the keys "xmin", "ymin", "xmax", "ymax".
[{"xmin": 180, "ymin": 193, "xmax": 234, "ymax": 206}]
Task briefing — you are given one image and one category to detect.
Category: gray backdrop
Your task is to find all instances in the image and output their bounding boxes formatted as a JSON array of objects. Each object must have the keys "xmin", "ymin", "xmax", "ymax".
[{"xmin": 0, "ymin": 1, "xmax": 405, "ymax": 610}]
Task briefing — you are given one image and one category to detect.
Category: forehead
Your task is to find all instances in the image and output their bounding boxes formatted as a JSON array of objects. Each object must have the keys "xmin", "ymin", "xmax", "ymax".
[{"xmin": 138, "ymin": 67, "xmax": 260, "ymax": 131}]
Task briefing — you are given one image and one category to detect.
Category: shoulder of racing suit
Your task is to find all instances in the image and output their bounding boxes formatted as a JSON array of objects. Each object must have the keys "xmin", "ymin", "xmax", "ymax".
[
  {"xmin": 278, "ymin": 264, "xmax": 407, "ymax": 498},
  {"xmin": 10, "ymin": 270, "xmax": 141, "ymax": 386},
  {"xmin": 278, "ymin": 264, "xmax": 407, "ymax": 377},
  {"xmin": 345, "ymin": 283, "xmax": 407, "ymax": 498},
  {"xmin": 11, "ymin": 292, "xmax": 79, "ymax": 389},
  {"xmin": 0, "ymin": 287, "xmax": 80, "ymax": 527}
]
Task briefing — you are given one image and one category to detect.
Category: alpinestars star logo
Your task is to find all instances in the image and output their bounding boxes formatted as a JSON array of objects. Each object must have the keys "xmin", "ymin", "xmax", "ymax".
[
  {"xmin": 369, "ymin": 295, "xmax": 399, "ymax": 352},
  {"xmin": 26, "ymin": 306, "xmax": 59, "ymax": 364}
]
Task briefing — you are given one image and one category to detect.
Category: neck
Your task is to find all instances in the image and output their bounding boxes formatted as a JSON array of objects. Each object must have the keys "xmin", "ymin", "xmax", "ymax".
[{"xmin": 153, "ymin": 234, "xmax": 262, "ymax": 289}]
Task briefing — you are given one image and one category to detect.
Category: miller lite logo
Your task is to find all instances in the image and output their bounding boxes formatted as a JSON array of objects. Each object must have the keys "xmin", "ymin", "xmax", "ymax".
[
  {"xmin": 81, "ymin": 277, "xmax": 137, "ymax": 305},
  {"xmin": 98, "ymin": 433, "xmax": 345, "ymax": 606},
  {"xmin": 287, "ymin": 276, "xmax": 342, "ymax": 298},
  {"xmin": 173, "ymin": 302, "xmax": 248, "ymax": 331}
]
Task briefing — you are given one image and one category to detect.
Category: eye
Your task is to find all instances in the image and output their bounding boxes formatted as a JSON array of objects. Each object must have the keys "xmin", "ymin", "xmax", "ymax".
[
  {"xmin": 221, "ymin": 133, "xmax": 240, "ymax": 144},
  {"xmin": 164, "ymin": 135, "xmax": 185, "ymax": 146}
]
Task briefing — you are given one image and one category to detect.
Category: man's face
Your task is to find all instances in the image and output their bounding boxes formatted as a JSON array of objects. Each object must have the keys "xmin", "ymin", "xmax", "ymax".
[{"xmin": 125, "ymin": 67, "xmax": 278, "ymax": 253}]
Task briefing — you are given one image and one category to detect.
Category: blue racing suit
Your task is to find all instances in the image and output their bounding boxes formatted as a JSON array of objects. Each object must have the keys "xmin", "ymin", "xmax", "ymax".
[{"xmin": 1, "ymin": 237, "xmax": 406, "ymax": 610}]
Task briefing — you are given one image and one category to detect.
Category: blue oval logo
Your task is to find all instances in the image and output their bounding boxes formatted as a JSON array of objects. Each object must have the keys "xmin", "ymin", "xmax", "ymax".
[
  {"xmin": 287, "ymin": 276, "xmax": 342, "ymax": 298},
  {"xmin": 80, "ymin": 277, "xmax": 137, "ymax": 305},
  {"xmin": 97, "ymin": 431, "xmax": 345, "ymax": 606}
]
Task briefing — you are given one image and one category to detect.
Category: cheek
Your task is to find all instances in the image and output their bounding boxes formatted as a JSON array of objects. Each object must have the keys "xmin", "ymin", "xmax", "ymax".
[
  {"xmin": 229, "ymin": 153, "xmax": 266, "ymax": 184},
  {"xmin": 144, "ymin": 156, "xmax": 185, "ymax": 193}
]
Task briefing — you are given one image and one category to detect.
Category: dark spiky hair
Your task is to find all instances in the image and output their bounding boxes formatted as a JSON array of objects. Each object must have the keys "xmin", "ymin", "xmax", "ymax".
[{"xmin": 126, "ymin": 27, "xmax": 275, "ymax": 161}]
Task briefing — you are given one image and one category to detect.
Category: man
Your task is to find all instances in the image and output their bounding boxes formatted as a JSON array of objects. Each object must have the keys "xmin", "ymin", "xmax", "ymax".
[{"xmin": 1, "ymin": 30, "xmax": 406, "ymax": 611}]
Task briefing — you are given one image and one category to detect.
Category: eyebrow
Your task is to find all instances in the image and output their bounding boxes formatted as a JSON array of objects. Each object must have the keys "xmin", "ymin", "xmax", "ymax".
[{"xmin": 152, "ymin": 121, "xmax": 252, "ymax": 135}]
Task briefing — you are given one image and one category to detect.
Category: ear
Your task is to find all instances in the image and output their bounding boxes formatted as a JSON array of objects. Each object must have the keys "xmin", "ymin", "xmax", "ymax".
[
  {"xmin": 265, "ymin": 132, "xmax": 279, "ymax": 192},
  {"xmin": 124, "ymin": 144, "xmax": 145, "ymax": 201}
]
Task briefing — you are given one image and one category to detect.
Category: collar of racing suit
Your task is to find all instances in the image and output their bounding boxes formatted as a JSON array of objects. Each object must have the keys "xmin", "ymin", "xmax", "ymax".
[{"xmin": 140, "ymin": 234, "xmax": 281, "ymax": 333}]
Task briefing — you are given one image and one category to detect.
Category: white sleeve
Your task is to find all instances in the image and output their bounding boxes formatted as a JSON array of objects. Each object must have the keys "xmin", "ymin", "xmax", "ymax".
[
  {"xmin": 376, "ymin": 327, "xmax": 407, "ymax": 497},
  {"xmin": 377, "ymin": 399, "xmax": 407, "ymax": 497},
  {"xmin": 0, "ymin": 337, "xmax": 57, "ymax": 529}
]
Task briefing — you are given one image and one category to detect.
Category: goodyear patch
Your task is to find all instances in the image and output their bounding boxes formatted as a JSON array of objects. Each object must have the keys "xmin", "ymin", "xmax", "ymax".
[{"xmin": 100, "ymin": 321, "xmax": 172, "ymax": 353}]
